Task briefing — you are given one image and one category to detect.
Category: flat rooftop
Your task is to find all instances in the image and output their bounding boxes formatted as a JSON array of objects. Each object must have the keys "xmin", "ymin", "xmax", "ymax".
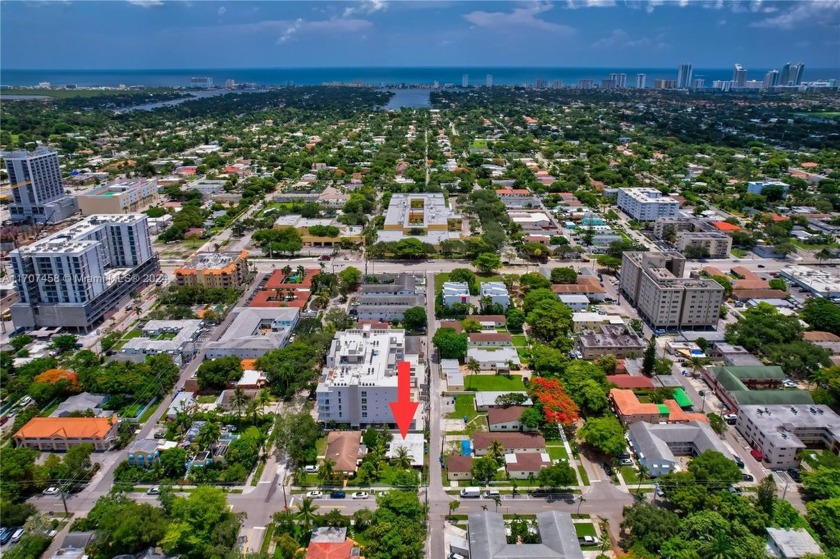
[
  {"xmin": 739, "ymin": 404, "xmax": 840, "ymax": 450},
  {"xmin": 179, "ymin": 251, "xmax": 246, "ymax": 271}
]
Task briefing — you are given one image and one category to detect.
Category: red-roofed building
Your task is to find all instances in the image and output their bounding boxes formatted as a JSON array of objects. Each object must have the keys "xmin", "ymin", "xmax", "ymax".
[
  {"xmin": 711, "ymin": 221, "xmax": 741, "ymax": 232},
  {"xmin": 250, "ymin": 268, "xmax": 318, "ymax": 309},
  {"xmin": 496, "ymin": 188, "xmax": 531, "ymax": 196},
  {"xmin": 606, "ymin": 375, "xmax": 655, "ymax": 389},
  {"xmin": 305, "ymin": 527, "xmax": 363, "ymax": 559}
]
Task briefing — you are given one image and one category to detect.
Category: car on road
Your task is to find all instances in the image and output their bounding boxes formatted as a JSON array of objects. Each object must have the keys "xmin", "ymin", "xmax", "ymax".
[
  {"xmin": 724, "ymin": 414, "xmax": 738, "ymax": 425},
  {"xmin": 352, "ymin": 491, "xmax": 370, "ymax": 499},
  {"xmin": 306, "ymin": 491, "xmax": 323, "ymax": 498},
  {"xmin": 757, "ymin": 264, "xmax": 765, "ymax": 268},
  {"xmin": 330, "ymin": 491, "xmax": 346, "ymax": 499},
  {"xmin": 734, "ymin": 456, "xmax": 745, "ymax": 468},
  {"xmin": 619, "ymin": 458, "xmax": 633, "ymax": 466},
  {"xmin": 147, "ymin": 486, "xmax": 161, "ymax": 495},
  {"xmin": 742, "ymin": 474, "xmax": 754, "ymax": 482},
  {"xmin": 750, "ymin": 449, "xmax": 764, "ymax": 462},
  {"xmin": 43, "ymin": 486, "xmax": 60, "ymax": 495},
  {"xmin": 602, "ymin": 462, "xmax": 614, "ymax": 476},
  {"xmin": 304, "ymin": 465, "xmax": 318, "ymax": 473}
]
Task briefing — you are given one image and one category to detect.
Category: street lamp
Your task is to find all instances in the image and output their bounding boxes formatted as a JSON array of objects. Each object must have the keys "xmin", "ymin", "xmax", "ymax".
[{"xmin": 577, "ymin": 495, "xmax": 586, "ymax": 514}]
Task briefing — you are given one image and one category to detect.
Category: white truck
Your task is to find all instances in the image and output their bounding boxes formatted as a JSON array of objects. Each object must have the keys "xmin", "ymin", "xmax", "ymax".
[{"xmin": 459, "ymin": 487, "xmax": 481, "ymax": 498}]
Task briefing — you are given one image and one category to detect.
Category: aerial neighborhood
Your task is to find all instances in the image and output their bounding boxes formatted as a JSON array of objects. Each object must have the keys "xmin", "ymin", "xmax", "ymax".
[{"xmin": 0, "ymin": 63, "xmax": 839, "ymax": 559}]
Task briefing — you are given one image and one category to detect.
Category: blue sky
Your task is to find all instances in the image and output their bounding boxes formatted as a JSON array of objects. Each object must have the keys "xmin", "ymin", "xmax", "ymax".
[{"xmin": 2, "ymin": 0, "xmax": 838, "ymax": 69}]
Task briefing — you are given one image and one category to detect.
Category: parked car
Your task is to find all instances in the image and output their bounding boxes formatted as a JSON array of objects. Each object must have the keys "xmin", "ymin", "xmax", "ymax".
[
  {"xmin": 304, "ymin": 465, "xmax": 319, "ymax": 473},
  {"xmin": 750, "ymin": 449, "xmax": 764, "ymax": 461},
  {"xmin": 655, "ymin": 484, "xmax": 664, "ymax": 497},
  {"xmin": 483, "ymin": 490, "xmax": 501, "ymax": 499},
  {"xmin": 0, "ymin": 528, "xmax": 10, "ymax": 545},
  {"xmin": 602, "ymin": 462, "xmax": 614, "ymax": 476},
  {"xmin": 734, "ymin": 456, "xmax": 745, "ymax": 468},
  {"xmin": 579, "ymin": 536, "xmax": 599, "ymax": 545},
  {"xmin": 10, "ymin": 528, "xmax": 24, "ymax": 544},
  {"xmin": 724, "ymin": 414, "xmax": 738, "ymax": 425},
  {"xmin": 306, "ymin": 491, "xmax": 323, "ymax": 498},
  {"xmin": 330, "ymin": 491, "xmax": 346, "ymax": 499},
  {"xmin": 618, "ymin": 451, "xmax": 632, "ymax": 460},
  {"xmin": 787, "ymin": 469, "xmax": 801, "ymax": 482},
  {"xmin": 742, "ymin": 474, "xmax": 754, "ymax": 482},
  {"xmin": 352, "ymin": 491, "xmax": 370, "ymax": 500},
  {"xmin": 43, "ymin": 486, "xmax": 60, "ymax": 495},
  {"xmin": 147, "ymin": 486, "xmax": 160, "ymax": 495},
  {"xmin": 619, "ymin": 458, "xmax": 633, "ymax": 466},
  {"xmin": 728, "ymin": 487, "xmax": 742, "ymax": 496}
]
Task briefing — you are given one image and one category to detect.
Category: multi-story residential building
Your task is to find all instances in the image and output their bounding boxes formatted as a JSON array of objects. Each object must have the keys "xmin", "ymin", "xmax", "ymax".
[
  {"xmin": 379, "ymin": 193, "xmax": 463, "ymax": 247},
  {"xmin": 352, "ymin": 274, "xmax": 423, "ymax": 321},
  {"xmin": 441, "ymin": 281, "xmax": 470, "ymax": 306},
  {"xmin": 677, "ymin": 63, "xmax": 693, "ymax": 89},
  {"xmin": 735, "ymin": 405, "xmax": 840, "ymax": 469},
  {"xmin": 635, "ymin": 73, "xmax": 646, "ymax": 89},
  {"xmin": 627, "ymin": 421, "xmax": 734, "ymax": 477},
  {"xmin": 3, "ymin": 148, "xmax": 78, "ymax": 223},
  {"xmin": 77, "ymin": 179, "xmax": 158, "ymax": 215},
  {"xmin": 764, "ymin": 70, "xmax": 780, "ymax": 88},
  {"xmin": 733, "ymin": 64, "xmax": 747, "ymax": 87},
  {"xmin": 479, "ymin": 281, "xmax": 510, "ymax": 310},
  {"xmin": 577, "ymin": 324, "xmax": 645, "ymax": 359},
  {"xmin": 790, "ymin": 63, "xmax": 805, "ymax": 86},
  {"xmin": 116, "ymin": 319, "xmax": 203, "ymax": 365},
  {"xmin": 652, "ymin": 217, "xmax": 697, "ymax": 240},
  {"xmin": 675, "ymin": 231, "xmax": 733, "ymax": 259},
  {"xmin": 619, "ymin": 252, "xmax": 724, "ymax": 331},
  {"xmin": 204, "ymin": 307, "xmax": 299, "ymax": 359},
  {"xmin": 468, "ymin": 511, "xmax": 583, "ymax": 559},
  {"xmin": 174, "ymin": 251, "xmax": 249, "ymax": 288},
  {"xmin": 9, "ymin": 214, "xmax": 157, "ymax": 331},
  {"xmin": 616, "ymin": 188, "xmax": 679, "ymax": 221},
  {"xmin": 315, "ymin": 325, "xmax": 426, "ymax": 428},
  {"xmin": 701, "ymin": 365, "xmax": 814, "ymax": 411},
  {"xmin": 272, "ymin": 215, "xmax": 364, "ymax": 248}
]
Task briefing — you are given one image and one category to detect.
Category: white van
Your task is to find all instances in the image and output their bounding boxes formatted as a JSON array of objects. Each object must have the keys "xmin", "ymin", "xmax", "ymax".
[
  {"xmin": 459, "ymin": 487, "xmax": 481, "ymax": 498},
  {"xmin": 10, "ymin": 528, "xmax": 24, "ymax": 544}
]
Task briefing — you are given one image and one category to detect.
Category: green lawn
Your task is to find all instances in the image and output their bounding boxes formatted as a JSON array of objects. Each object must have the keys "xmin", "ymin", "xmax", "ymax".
[
  {"xmin": 546, "ymin": 444, "xmax": 568, "ymax": 461},
  {"xmin": 260, "ymin": 524, "xmax": 275, "ymax": 556},
  {"xmin": 138, "ymin": 399, "xmax": 163, "ymax": 423},
  {"xmin": 471, "ymin": 139, "xmax": 489, "ymax": 149},
  {"xmin": 575, "ymin": 522, "xmax": 597, "ymax": 538},
  {"xmin": 122, "ymin": 329, "xmax": 143, "ymax": 340},
  {"xmin": 465, "ymin": 375, "xmax": 526, "ymax": 392},
  {"xmin": 196, "ymin": 395, "xmax": 218, "ymax": 404},
  {"xmin": 447, "ymin": 395, "xmax": 478, "ymax": 420},
  {"xmin": 577, "ymin": 465, "xmax": 590, "ymax": 486},
  {"xmin": 516, "ymin": 347, "xmax": 531, "ymax": 365},
  {"xmin": 511, "ymin": 335, "xmax": 528, "ymax": 347},
  {"xmin": 315, "ymin": 435, "xmax": 329, "ymax": 458},
  {"xmin": 619, "ymin": 466, "xmax": 640, "ymax": 484}
]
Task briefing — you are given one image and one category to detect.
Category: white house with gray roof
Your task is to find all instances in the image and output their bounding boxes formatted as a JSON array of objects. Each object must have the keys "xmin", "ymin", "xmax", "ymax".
[
  {"xmin": 204, "ymin": 307, "xmax": 298, "ymax": 359},
  {"xmin": 117, "ymin": 319, "xmax": 203, "ymax": 365},
  {"xmin": 467, "ymin": 511, "xmax": 583, "ymax": 559},
  {"xmin": 627, "ymin": 420, "xmax": 734, "ymax": 477}
]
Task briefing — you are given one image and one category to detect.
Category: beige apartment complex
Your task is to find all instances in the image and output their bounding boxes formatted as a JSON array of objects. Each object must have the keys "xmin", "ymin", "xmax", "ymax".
[
  {"xmin": 77, "ymin": 179, "xmax": 158, "ymax": 215},
  {"xmin": 675, "ymin": 231, "xmax": 732, "ymax": 258},
  {"xmin": 174, "ymin": 251, "xmax": 250, "ymax": 288},
  {"xmin": 620, "ymin": 252, "xmax": 724, "ymax": 331}
]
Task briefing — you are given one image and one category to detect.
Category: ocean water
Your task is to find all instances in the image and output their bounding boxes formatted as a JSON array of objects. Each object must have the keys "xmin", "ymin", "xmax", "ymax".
[{"xmin": 3, "ymin": 67, "xmax": 838, "ymax": 88}]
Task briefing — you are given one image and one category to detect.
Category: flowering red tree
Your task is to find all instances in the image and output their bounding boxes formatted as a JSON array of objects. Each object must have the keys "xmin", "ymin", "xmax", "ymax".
[{"xmin": 530, "ymin": 376, "xmax": 580, "ymax": 425}]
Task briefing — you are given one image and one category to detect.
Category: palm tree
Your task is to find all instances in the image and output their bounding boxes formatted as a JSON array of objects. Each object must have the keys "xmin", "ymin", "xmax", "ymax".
[
  {"xmin": 392, "ymin": 446, "xmax": 413, "ymax": 470},
  {"xmin": 685, "ymin": 356, "xmax": 711, "ymax": 378},
  {"xmin": 318, "ymin": 458, "xmax": 336, "ymax": 485},
  {"xmin": 316, "ymin": 290, "xmax": 331, "ymax": 309},
  {"xmin": 489, "ymin": 440, "xmax": 505, "ymax": 466},
  {"xmin": 701, "ymin": 529, "xmax": 738, "ymax": 559},
  {"xmin": 196, "ymin": 422, "xmax": 221, "ymax": 451},
  {"xmin": 256, "ymin": 388, "xmax": 271, "ymax": 411},
  {"xmin": 246, "ymin": 399, "xmax": 260, "ymax": 425},
  {"xmin": 492, "ymin": 493, "xmax": 502, "ymax": 512},
  {"xmin": 635, "ymin": 463, "xmax": 649, "ymax": 497},
  {"xmin": 467, "ymin": 358, "xmax": 480, "ymax": 376},
  {"xmin": 230, "ymin": 387, "xmax": 248, "ymax": 421},
  {"xmin": 282, "ymin": 265, "xmax": 292, "ymax": 278},
  {"xmin": 296, "ymin": 265, "xmax": 306, "ymax": 279},
  {"xmin": 815, "ymin": 248, "xmax": 833, "ymax": 262},
  {"xmin": 448, "ymin": 500, "xmax": 459, "ymax": 521},
  {"xmin": 296, "ymin": 497, "xmax": 320, "ymax": 531}
]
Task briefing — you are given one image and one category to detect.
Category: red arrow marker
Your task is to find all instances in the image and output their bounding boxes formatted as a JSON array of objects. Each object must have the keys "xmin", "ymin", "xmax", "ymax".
[{"xmin": 389, "ymin": 360, "xmax": 418, "ymax": 439}]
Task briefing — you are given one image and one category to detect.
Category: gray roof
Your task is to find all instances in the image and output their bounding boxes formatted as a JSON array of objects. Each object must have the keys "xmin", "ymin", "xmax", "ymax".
[
  {"xmin": 628, "ymin": 421, "xmax": 732, "ymax": 465},
  {"xmin": 359, "ymin": 274, "xmax": 416, "ymax": 293},
  {"xmin": 310, "ymin": 526, "xmax": 348, "ymax": 544},
  {"xmin": 60, "ymin": 531, "xmax": 94, "ymax": 550},
  {"xmin": 766, "ymin": 528, "xmax": 823, "ymax": 557},
  {"xmin": 739, "ymin": 405, "xmax": 840, "ymax": 451},
  {"xmin": 205, "ymin": 307, "xmax": 298, "ymax": 352},
  {"xmin": 468, "ymin": 511, "xmax": 583, "ymax": 559},
  {"xmin": 51, "ymin": 392, "xmax": 109, "ymax": 418}
]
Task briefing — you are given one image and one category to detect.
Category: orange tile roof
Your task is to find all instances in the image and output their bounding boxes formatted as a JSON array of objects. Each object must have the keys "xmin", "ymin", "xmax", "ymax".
[
  {"xmin": 306, "ymin": 539, "xmax": 360, "ymax": 559},
  {"xmin": 702, "ymin": 266, "xmax": 726, "ymax": 277},
  {"xmin": 663, "ymin": 400, "xmax": 708, "ymax": 423},
  {"xmin": 610, "ymin": 389, "xmax": 660, "ymax": 417},
  {"xmin": 606, "ymin": 375, "xmax": 655, "ymax": 389},
  {"xmin": 241, "ymin": 359, "xmax": 258, "ymax": 370},
  {"xmin": 804, "ymin": 331, "xmax": 840, "ymax": 342},
  {"xmin": 711, "ymin": 221, "xmax": 741, "ymax": 232},
  {"xmin": 15, "ymin": 417, "xmax": 116, "ymax": 440}
]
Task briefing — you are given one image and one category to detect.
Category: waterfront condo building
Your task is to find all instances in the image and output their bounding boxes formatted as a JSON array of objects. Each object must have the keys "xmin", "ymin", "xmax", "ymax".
[
  {"xmin": 174, "ymin": 251, "xmax": 250, "ymax": 288},
  {"xmin": 9, "ymin": 214, "xmax": 158, "ymax": 331},
  {"xmin": 616, "ymin": 188, "xmax": 679, "ymax": 221},
  {"xmin": 316, "ymin": 325, "xmax": 425, "ymax": 429},
  {"xmin": 3, "ymin": 148, "xmax": 78, "ymax": 223},
  {"xmin": 619, "ymin": 252, "xmax": 724, "ymax": 331}
]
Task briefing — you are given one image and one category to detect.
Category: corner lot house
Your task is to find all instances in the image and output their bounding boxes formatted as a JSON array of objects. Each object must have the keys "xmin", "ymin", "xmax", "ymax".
[{"xmin": 14, "ymin": 417, "xmax": 119, "ymax": 451}]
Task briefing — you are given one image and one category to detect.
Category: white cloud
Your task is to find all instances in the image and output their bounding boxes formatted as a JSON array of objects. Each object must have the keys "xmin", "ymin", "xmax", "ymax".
[
  {"xmin": 342, "ymin": 0, "xmax": 389, "ymax": 18},
  {"xmin": 646, "ymin": 0, "xmax": 663, "ymax": 13},
  {"xmin": 591, "ymin": 28, "xmax": 667, "ymax": 48},
  {"xmin": 217, "ymin": 6, "xmax": 226, "ymax": 16},
  {"xmin": 127, "ymin": 0, "xmax": 163, "ymax": 6},
  {"xmin": 464, "ymin": 1, "xmax": 574, "ymax": 33},
  {"xmin": 566, "ymin": 0, "xmax": 615, "ymax": 8},
  {"xmin": 276, "ymin": 17, "xmax": 373, "ymax": 44},
  {"xmin": 751, "ymin": 0, "xmax": 840, "ymax": 29}
]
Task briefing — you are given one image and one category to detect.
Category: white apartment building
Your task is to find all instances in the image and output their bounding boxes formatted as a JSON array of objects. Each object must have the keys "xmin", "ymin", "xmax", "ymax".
[
  {"xmin": 616, "ymin": 188, "xmax": 679, "ymax": 221},
  {"xmin": 441, "ymin": 282, "xmax": 470, "ymax": 307},
  {"xmin": 736, "ymin": 405, "xmax": 840, "ymax": 469},
  {"xmin": 379, "ymin": 193, "xmax": 463, "ymax": 247},
  {"xmin": 675, "ymin": 231, "xmax": 733, "ymax": 259},
  {"xmin": 620, "ymin": 252, "xmax": 724, "ymax": 331},
  {"xmin": 9, "ymin": 214, "xmax": 157, "ymax": 331},
  {"xmin": 315, "ymin": 326, "xmax": 425, "ymax": 428},
  {"xmin": 116, "ymin": 319, "xmax": 203, "ymax": 365},
  {"xmin": 204, "ymin": 307, "xmax": 299, "ymax": 359},
  {"xmin": 3, "ymin": 148, "xmax": 78, "ymax": 223},
  {"xmin": 479, "ymin": 282, "xmax": 510, "ymax": 310}
]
